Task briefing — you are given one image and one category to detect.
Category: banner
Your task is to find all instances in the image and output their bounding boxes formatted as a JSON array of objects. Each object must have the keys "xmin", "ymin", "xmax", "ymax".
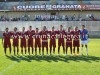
[{"xmin": 11, "ymin": 4, "xmax": 100, "ymax": 11}]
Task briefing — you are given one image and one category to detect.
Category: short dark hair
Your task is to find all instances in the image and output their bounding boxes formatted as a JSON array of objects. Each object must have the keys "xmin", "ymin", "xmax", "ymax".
[
  {"xmin": 82, "ymin": 25, "xmax": 85, "ymax": 27},
  {"xmin": 6, "ymin": 27, "xmax": 8, "ymax": 30},
  {"xmin": 23, "ymin": 27, "xmax": 25, "ymax": 29},
  {"xmin": 44, "ymin": 26, "xmax": 46, "ymax": 28},
  {"xmin": 29, "ymin": 26, "xmax": 32, "ymax": 28},
  {"xmin": 68, "ymin": 27, "xmax": 71, "ymax": 29},
  {"xmin": 75, "ymin": 26, "xmax": 78, "ymax": 28},
  {"xmin": 52, "ymin": 26, "xmax": 54, "ymax": 29},
  {"xmin": 14, "ymin": 27, "xmax": 17, "ymax": 30},
  {"xmin": 36, "ymin": 28, "xmax": 38, "ymax": 30},
  {"xmin": 60, "ymin": 25, "xmax": 63, "ymax": 27}
]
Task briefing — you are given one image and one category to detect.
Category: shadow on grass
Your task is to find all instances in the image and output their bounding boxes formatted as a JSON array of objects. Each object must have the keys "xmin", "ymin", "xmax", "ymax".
[{"xmin": 5, "ymin": 55, "xmax": 100, "ymax": 63}]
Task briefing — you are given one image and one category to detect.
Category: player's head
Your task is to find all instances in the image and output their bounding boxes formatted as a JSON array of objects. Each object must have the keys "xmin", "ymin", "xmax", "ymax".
[
  {"xmin": 75, "ymin": 26, "xmax": 78, "ymax": 31},
  {"xmin": 5, "ymin": 27, "xmax": 9, "ymax": 32},
  {"xmin": 43, "ymin": 26, "xmax": 46, "ymax": 31},
  {"xmin": 68, "ymin": 27, "xmax": 71, "ymax": 31},
  {"xmin": 22, "ymin": 27, "xmax": 25, "ymax": 31},
  {"xmin": 14, "ymin": 27, "xmax": 17, "ymax": 32},
  {"xmin": 36, "ymin": 28, "xmax": 39, "ymax": 32},
  {"xmin": 82, "ymin": 25, "xmax": 85, "ymax": 30},
  {"xmin": 52, "ymin": 26, "xmax": 54, "ymax": 31},
  {"xmin": 60, "ymin": 25, "xmax": 63, "ymax": 30},
  {"xmin": 29, "ymin": 26, "xmax": 32, "ymax": 30}
]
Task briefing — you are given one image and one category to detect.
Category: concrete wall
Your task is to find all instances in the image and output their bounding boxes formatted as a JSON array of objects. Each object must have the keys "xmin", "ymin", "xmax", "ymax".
[{"xmin": 0, "ymin": 21, "xmax": 100, "ymax": 38}]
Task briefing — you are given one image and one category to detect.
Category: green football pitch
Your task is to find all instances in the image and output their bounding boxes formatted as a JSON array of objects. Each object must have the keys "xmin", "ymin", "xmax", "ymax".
[{"xmin": 0, "ymin": 39, "xmax": 100, "ymax": 75}]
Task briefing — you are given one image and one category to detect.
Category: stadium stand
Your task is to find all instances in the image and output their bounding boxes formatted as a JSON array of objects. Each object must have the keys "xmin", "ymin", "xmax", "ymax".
[
  {"xmin": 0, "ymin": 0, "xmax": 100, "ymax": 21},
  {"xmin": 0, "ymin": 0, "xmax": 100, "ymax": 37}
]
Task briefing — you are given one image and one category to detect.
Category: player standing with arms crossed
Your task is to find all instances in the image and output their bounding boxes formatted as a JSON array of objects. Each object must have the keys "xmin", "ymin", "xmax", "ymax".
[
  {"xmin": 34, "ymin": 28, "xmax": 41, "ymax": 55},
  {"xmin": 40, "ymin": 26, "xmax": 49, "ymax": 55},
  {"xmin": 73, "ymin": 26, "xmax": 80, "ymax": 55},
  {"xmin": 19, "ymin": 27, "xmax": 27, "ymax": 55},
  {"xmin": 26, "ymin": 26, "xmax": 35, "ymax": 55},
  {"xmin": 11, "ymin": 27, "xmax": 20, "ymax": 55},
  {"xmin": 80, "ymin": 25, "xmax": 89, "ymax": 55},
  {"xmin": 2, "ymin": 28, "xmax": 12, "ymax": 55},
  {"xmin": 49, "ymin": 26, "xmax": 57, "ymax": 55},
  {"xmin": 57, "ymin": 25, "xmax": 65, "ymax": 55},
  {"xmin": 65, "ymin": 27, "xmax": 73, "ymax": 55}
]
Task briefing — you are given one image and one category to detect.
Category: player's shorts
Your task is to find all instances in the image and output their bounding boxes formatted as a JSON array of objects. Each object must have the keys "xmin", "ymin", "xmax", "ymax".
[
  {"xmin": 66, "ymin": 41, "xmax": 72, "ymax": 47},
  {"xmin": 35, "ymin": 40, "xmax": 41, "ymax": 48},
  {"xmin": 58, "ymin": 39, "xmax": 64, "ymax": 47},
  {"xmin": 20, "ymin": 40, "xmax": 26, "ymax": 48},
  {"xmin": 13, "ymin": 41, "xmax": 19, "ymax": 47},
  {"xmin": 50, "ymin": 39, "xmax": 56, "ymax": 48},
  {"xmin": 28, "ymin": 39, "xmax": 33, "ymax": 47},
  {"xmin": 81, "ymin": 40, "xmax": 88, "ymax": 45},
  {"xmin": 42, "ymin": 41, "xmax": 48, "ymax": 48},
  {"xmin": 4, "ymin": 41, "xmax": 11, "ymax": 48},
  {"xmin": 73, "ymin": 40, "xmax": 80, "ymax": 47}
]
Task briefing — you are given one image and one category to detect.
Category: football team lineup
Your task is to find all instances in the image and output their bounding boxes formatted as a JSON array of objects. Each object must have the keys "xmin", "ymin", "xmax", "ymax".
[
  {"xmin": 2, "ymin": 24, "xmax": 89, "ymax": 56},
  {"xmin": 0, "ymin": 0, "xmax": 100, "ymax": 74}
]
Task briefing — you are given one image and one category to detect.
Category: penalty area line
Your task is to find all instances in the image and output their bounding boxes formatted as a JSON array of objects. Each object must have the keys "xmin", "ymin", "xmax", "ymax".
[{"xmin": 0, "ymin": 57, "xmax": 22, "ymax": 75}]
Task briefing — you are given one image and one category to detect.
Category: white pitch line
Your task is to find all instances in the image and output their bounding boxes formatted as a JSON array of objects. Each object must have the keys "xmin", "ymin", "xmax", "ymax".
[
  {"xmin": 0, "ymin": 57, "xmax": 22, "ymax": 75},
  {"xmin": 0, "ymin": 61, "xmax": 17, "ymax": 75}
]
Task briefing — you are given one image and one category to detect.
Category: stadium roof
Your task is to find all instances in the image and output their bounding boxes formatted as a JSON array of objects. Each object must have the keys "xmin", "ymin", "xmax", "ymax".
[
  {"xmin": 0, "ymin": 0, "xmax": 50, "ymax": 2},
  {"xmin": 0, "ymin": 0, "xmax": 98, "ymax": 2}
]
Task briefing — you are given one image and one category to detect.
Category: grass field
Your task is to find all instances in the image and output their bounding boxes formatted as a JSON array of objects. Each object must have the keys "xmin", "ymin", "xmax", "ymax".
[{"xmin": 0, "ymin": 39, "xmax": 100, "ymax": 75}]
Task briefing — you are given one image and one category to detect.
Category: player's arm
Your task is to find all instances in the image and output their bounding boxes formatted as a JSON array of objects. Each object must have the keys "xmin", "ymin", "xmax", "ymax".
[
  {"xmin": 10, "ymin": 31, "xmax": 13, "ymax": 39},
  {"xmin": 2, "ymin": 37, "xmax": 4, "ymax": 45},
  {"xmin": 39, "ymin": 31, "xmax": 42, "ymax": 39},
  {"xmin": 64, "ymin": 31, "xmax": 67, "ymax": 38},
  {"xmin": 86, "ymin": 30, "xmax": 89, "ymax": 41},
  {"xmin": 87, "ymin": 34, "xmax": 89, "ymax": 38},
  {"xmin": 79, "ymin": 30, "xmax": 82, "ymax": 40},
  {"xmin": 71, "ymin": 31, "xmax": 74, "ymax": 39},
  {"xmin": 47, "ymin": 31, "xmax": 50, "ymax": 34},
  {"xmin": 25, "ymin": 31, "xmax": 29, "ymax": 39},
  {"xmin": 32, "ymin": 34, "xmax": 35, "ymax": 39},
  {"xmin": 56, "ymin": 30, "xmax": 59, "ymax": 34},
  {"xmin": 57, "ymin": 31, "xmax": 61, "ymax": 39},
  {"xmin": 32, "ymin": 30, "xmax": 35, "ymax": 38},
  {"xmin": 18, "ymin": 31, "xmax": 21, "ymax": 38},
  {"xmin": 39, "ymin": 31, "xmax": 42, "ymax": 35},
  {"xmin": 2, "ymin": 32, "xmax": 4, "ymax": 45}
]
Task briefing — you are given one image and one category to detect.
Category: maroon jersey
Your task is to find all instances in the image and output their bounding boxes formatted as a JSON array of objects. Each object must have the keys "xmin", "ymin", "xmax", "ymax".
[
  {"xmin": 65, "ymin": 31, "xmax": 73, "ymax": 42},
  {"xmin": 11, "ymin": 32, "xmax": 20, "ymax": 47},
  {"xmin": 34, "ymin": 32, "xmax": 41, "ymax": 41},
  {"xmin": 19, "ymin": 31, "xmax": 27, "ymax": 48},
  {"xmin": 20, "ymin": 31, "xmax": 27, "ymax": 41},
  {"xmin": 49, "ymin": 31, "xmax": 57, "ymax": 40},
  {"xmin": 34, "ymin": 32, "xmax": 41, "ymax": 47},
  {"xmin": 26, "ymin": 30, "xmax": 35, "ymax": 39},
  {"xmin": 3, "ymin": 32, "xmax": 11, "ymax": 48},
  {"xmin": 26, "ymin": 30, "xmax": 35, "ymax": 47},
  {"xmin": 57, "ymin": 30, "xmax": 65, "ymax": 47},
  {"xmin": 57, "ymin": 30, "xmax": 65, "ymax": 39},
  {"xmin": 65, "ymin": 31, "xmax": 73, "ymax": 47},
  {"xmin": 12, "ymin": 32, "xmax": 19, "ymax": 41},
  {"xmin": 73, "ymin": 30, "xmax": 80, "ymax": 40},
  {"xmin": 3, "ymin": 32, "xmax": 11, "ymax": 43},
  {"xmin": 73, "ymin": 30, "xmax": 80, "ymax": 47},
  {"xmin": 50, "ymin": 31, "xmax": 57, "ymax": 47},
  {"xmin": 40, "ymin": 30, "xmax": 48, "ymax": 42}
]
